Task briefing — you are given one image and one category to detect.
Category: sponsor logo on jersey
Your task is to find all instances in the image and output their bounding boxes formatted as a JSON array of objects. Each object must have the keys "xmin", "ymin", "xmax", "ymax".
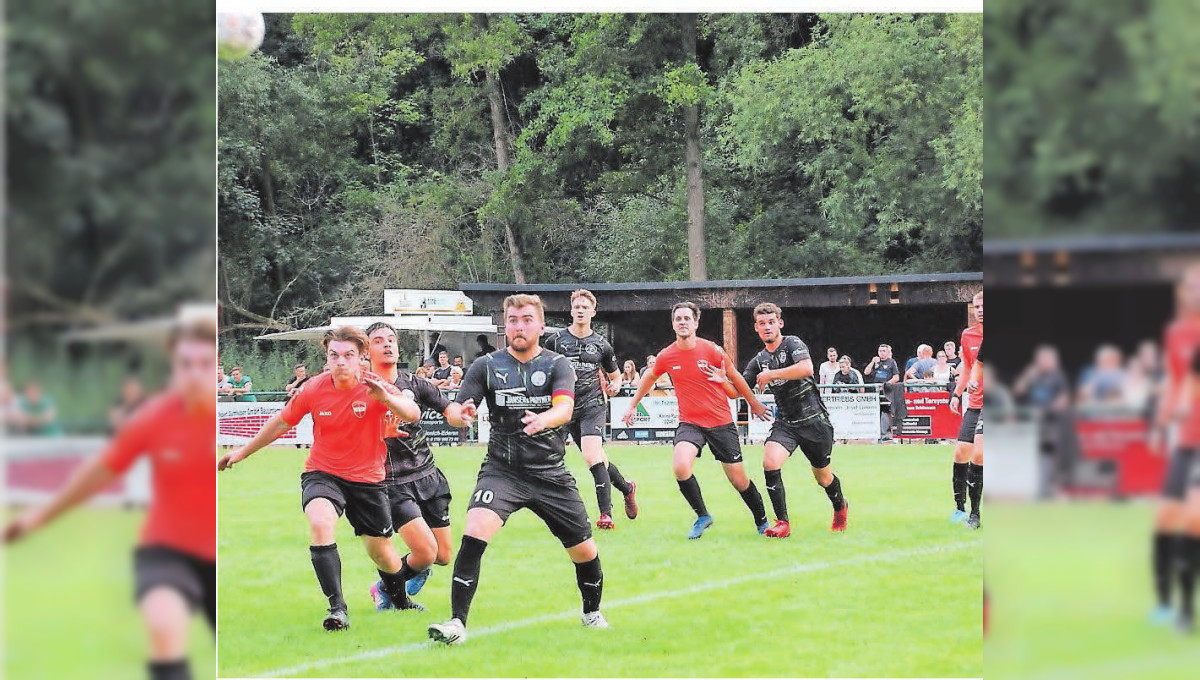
[
  {"xmin": 352, "ymin": 400, "xmax": 367, "ymax": 418},
  {"xmin": 697, "ymin": 359, "xmax": 710, "ymax": 372},
  {"xmin": 531, "ymin": 370, "xmax": 547, "ymax": 387},
  {"xmin": 494, "ymin": 388, "xmax": 552, "ymax": 408},
  {"xmin": 318, "ymin": 410, "xmax": 333, "ymax": 417},
  {"xmin": 493, "ymin": 370, "xmax": 510, "ymax": 382}
]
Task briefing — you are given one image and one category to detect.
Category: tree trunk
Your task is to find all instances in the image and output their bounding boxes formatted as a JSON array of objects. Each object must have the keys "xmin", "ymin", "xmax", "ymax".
[
  {"xmin": 681, "ymin": 13, "xmax": 707, "ymax": 282},
  {"xmin": 474, "ymin": 13, "xmax": 526, "ymax": 284}
]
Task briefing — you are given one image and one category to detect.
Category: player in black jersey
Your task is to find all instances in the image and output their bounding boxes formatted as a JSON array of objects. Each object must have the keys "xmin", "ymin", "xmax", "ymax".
[
  {"xmin": 543, "ymin": 289, "xmax": 638, "ymax": 530},
  {"xmin": 743, "ymin": 303, "xmax": 848, "ymax": 537},
  {"xmin": 428, "ymin": 294, "xmax": 607, "ymax": 646},
  {"xmin": 364, "ymin": 322, "xmax": 476, "ymax": 608}
]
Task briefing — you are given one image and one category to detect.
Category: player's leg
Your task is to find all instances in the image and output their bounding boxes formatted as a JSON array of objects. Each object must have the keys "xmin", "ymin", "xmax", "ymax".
[
  {"xmin": 672, "ymin": 428, "xmax": 713, "ymax": 538},
  {"xmin": 763, "ymin": 433, "xmax": 792, "ymax": 530},
  {"xmin": 301, "ymin": 473, "xmax": 351, "ymax": 628},
  {"xmin": 799, "ymin": 416, "xmax": 846, "ymax": 531},
  {"xmin": 406, "ymin": 471, "xmax": 455, "ymax": 596},
  {"xmin": 529, "ymin": 470, "xmax": 606, "ymax": 627},
  {"xmin": 1154, "ymin": 449, "xmax": 1192, "ymax": 622},
  {"xmin": 580, "ymin": 434, "xmax": 616, "ymax": 528},
  {"xmin": 966, "ymin": 421, "xmax": 984, "ymax": 529},
  {"xmin": 140, "ymin": 587, "xmax": 192, "ymax": 680},
  {"xmin": 709, "ymin": 424, "xmax": 768, "ymax": 533},
  {"xmin": 1179, "ymin": 480, "xmax": 1200, "ymax": 633},
  {"xmin": 951, "ymin": 410, "xmax": 979, "ymax": 522},
  {"xmin": 346, "ymin": 481, "xmax": 422, "ymax": 612}
]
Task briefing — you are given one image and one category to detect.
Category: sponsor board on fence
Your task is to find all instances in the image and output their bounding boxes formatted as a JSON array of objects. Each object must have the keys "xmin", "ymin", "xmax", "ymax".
[
  {"xmin": 218, "ymin": 402, "xmax": 313, "ymax": 446},
  {"xmin": 898, "ymin": 387, "xmax": 961, "ymax": 439},
  {"xmin": 817, "ymin": 388, "xmax": 881, "ymax": 441},
  {"xmin": 608, "ymin": 396, "xmax": 681, "ymax": 442}
]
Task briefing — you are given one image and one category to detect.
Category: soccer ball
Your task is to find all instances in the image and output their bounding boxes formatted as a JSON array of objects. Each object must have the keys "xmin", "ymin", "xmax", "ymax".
[{"xmin": 218, "ymin": 12, "xmax": 265, "ymax": 61}]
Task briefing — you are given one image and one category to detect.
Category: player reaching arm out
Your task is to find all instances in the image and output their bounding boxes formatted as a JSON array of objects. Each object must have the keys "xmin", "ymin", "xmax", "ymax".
[{"xmin": 621, "ymin": 369, "xmax": 661, "ymax": 426}]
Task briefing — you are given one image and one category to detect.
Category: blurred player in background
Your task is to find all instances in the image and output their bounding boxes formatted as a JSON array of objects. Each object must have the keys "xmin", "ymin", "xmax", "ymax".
[
  {"xmin": 743, "ymin": 303, "xmax": 848, "ymax": 537},
  {"xmin": 218, "ymin": 326, "xmax": 422, "ymax": 630},
  {"xmin": 1149, "ymin": 265, "xmax": 1200, "ymax": 632},
  {"xmin": 949, "ymin": 290, "xmax": 984, "ymax": 529},
  {"xmin": 5, "ymin": 316, "xmax": 217, "ymax": 680},
  {"xmin": 543, "ymin": 289, "xmax": 638, "ymax": 530},
  {"xmin": 364, "ymin": 322, "xmax": 475, "ymax": 607},
  {"xmin": 623, "ymin": 302, "xmax": 770, "ymax": 540}
]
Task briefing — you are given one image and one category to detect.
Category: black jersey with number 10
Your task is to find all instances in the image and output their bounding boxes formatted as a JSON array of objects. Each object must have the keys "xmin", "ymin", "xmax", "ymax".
[{"xmin": 455, "ymin": 348, "xmax": 576, "ymax": 471}]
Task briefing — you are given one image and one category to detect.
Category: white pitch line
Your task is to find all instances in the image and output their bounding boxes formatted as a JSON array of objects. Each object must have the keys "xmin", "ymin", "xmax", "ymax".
[
  {"xmin": 251, "ymin": 539, "xmax": 981, "ymax": 678},
  {"xmin": 1014, "ymin": 647, "xmax": 1200, "ymax": 680}
]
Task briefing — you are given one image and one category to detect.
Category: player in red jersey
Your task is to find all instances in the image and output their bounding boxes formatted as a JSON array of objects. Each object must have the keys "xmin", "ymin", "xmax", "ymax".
[
  {"xmin": 5, "ymin": 316, "xmax": 217, "ymax": 680},
  {"xmin": 218, "ymin": 326, "xmax": 422, "ymax": 631},
  {"xmin": 949, "ymin": 290, "xmax": 984, "ymax": 529},
  {"xmin": 1149, "ymin": 264, "xmax": 1200, "ymax": 632},
  {"xmin": 622, "ymin": 302, "xmax": 770, "ymax": 539}
]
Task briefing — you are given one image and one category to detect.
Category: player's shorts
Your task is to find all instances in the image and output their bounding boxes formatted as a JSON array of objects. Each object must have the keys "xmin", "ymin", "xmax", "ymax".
[
  {"xmin": 767, "ymin": 414, "xmax": 835, "ymax": 469},
  {"xmin": 134, "ymin": 545, "xmax": 216, "ymax": 628},
  {"xmin": 1162, "ymin": 448, "xmax": 1199, "ymax": 501},
  {"xmin": 975, "ymin": 412, "xmax": 983, "ymax": 437},
  {"xmin": 300, "ymin": 470, "xmax": 393, "ymax": 538},
  {"xmin": 957, "ymin": 408, "xmax": 982, "ymax": 443},
  {"xmin": 467, "ymin": 457, "xmax": 592, "ymax": 548},
  {"xmin": 674, "ymin": 421, "xmax": 743, "ymax": 464},
  {"xmin": 387, "ymin": 468, "xmax": 453, "ymax": 529},
  {"xmin": 566, "ymin": 399, "xmax": 607, "ymax": 445}
]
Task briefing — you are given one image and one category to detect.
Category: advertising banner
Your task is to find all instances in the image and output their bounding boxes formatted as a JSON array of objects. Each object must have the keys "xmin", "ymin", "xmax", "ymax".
[
  {"xmin": 218, "ymin": 402, "xmax": 313, "ymax": 446},
  {"xmin": 897, "ymin": 386, "xmax": 961, "ymax": 439}
]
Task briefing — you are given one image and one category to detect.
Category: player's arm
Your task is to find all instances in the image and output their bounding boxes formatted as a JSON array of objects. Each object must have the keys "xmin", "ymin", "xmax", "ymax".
[
  {"xmin": 451, "ymin": 359, "xmax": 490, "ymax": 426},
  {"xmin": 522, "ymin": 357, "xmax": 576, "ymax": 435},
  {"xmin": 364, "ymin": 376, "xmax": 420, "ymax": 423},
  {"xmin": 601, "ymin": 343, "xmax": 622, "ymax": 395},
  {"xmin": 950, "ymin": 356, "xmax": 970, "ymax": 415},
  {"xmin": 621, "ymin": 367, "xmax": 661, "ymax": 425},
  {"xmin": 720, "ymin": 349, "xmax": 768, "ymax": 419},
  {"xmin": 4, "ymin": 452, "xmax": 119, "ymax": 543},
  {"xmin": 218, "ymin": 411, "xmax": 294, "ymax": 470}
]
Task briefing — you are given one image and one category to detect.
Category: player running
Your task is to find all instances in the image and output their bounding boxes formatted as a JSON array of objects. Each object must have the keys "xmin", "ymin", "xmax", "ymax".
[
  {"xmin": 1149, "ymin": 265, "xmax": 1200, "ymax": 632},
  {"xmin": 364, "ymin": 322, "xmax": 476, "ymax": 608},
  {"xmin": 543, "ymin": 289, "xmax": 638, "ymax": 530},
  {"xmin": 622, "ymin": 302, "xmax": 770, "ymax": 539},
  {"xmin": 949, "ymin": 290, "xmax": 984, "ymax": 529},
  {"xmin": 428, "ymin": 294, "xmax": 607, "ymax": 646},
  {"xmin": 742, "ymin": 303, "xmax": 849, "ymax": 537},
  {"xmin": 5, "ymin": 315, "xmax": 217, "ymax": 680},
  {"xmin": 218, "ymin": 326, "xmax": 423, "ymax": 631}
]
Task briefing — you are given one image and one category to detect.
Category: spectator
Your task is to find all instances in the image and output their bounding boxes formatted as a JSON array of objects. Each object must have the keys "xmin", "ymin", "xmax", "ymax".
[
  {"xmin": 285, "ymin": 364, "xmax": 309, "ymax": 400},
  {"xmin": 447, "ymin": 366, "xmax": 464, "ymax": 391},
  {"xmin": 905, "ymin": 344, "xmax": 937, "ymax": 381},
  {"xmin": 14, "ymin": 381, "xmax": 62, "ymax": 435},
  {"xmin": 453, "ymin": 355, "xmax": 464, "ymax": 369},
  {"xmin": 217, "ymin": 365, "xmax": 233, "ymax": 398},
  {"xmin": 644, "ymin": 354, "xmax": 673, "ymax": 393},
  {"xmin": 1012, "ymin": 345, "xmax": 1071, "ymax": 411},
  {"xmin": 832, "ymin": 355, "xmax": 864, "ymax": 388},
  {"xmin": 474, "ymin": 333, "xmax": 496, "ymax": 359},
  {"xmin": 227, "ymin": 366, "xmax": 257, "ymax": 402},
  {"xmin": 864, "ymin": 344, "xmax": 904, "ymax": 437},
  {"xmin": 109, "ymin": 376, "xmax": 147, "ymax": 432},
  {"xmin": 932, "ymin": 350, "xmax": 955, "ymax": 386},
  {"xmin": 944, "ymin": 340, "xmax": 962, "ymax": 374},
  {"xmin": 430, "ymin": 350, "xmax": 453, "ymax": 388},
  {"xmin": 818, "ymin": 347, "xmax": 839, "ymax": 385},
  {"xmin": 620, "ymin": 360, "xmax": 640, "ymax": 386},
  {"xmin": 426, "ymin": 337, "xmax": 449, "ymax": 368},
  {"xmin": 1077, "ymin": 344, "xmax": 1126, "ymax": 405}
]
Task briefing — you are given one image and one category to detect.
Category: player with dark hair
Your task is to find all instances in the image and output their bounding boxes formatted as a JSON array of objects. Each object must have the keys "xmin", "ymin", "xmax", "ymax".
[
  {"xmin": 218, "ymin": 326, "xmax": 423, "ymax": 631},
  {"xmin": 622, "ymin": 301, "xmax": 770, "ymax": 539},
  {"xmin": 949, "ymin": 290, "xmax": 984, "ymax": 528},
  {"xmin": 6, "ymin": 315, "xmax": 218, "ymax": 680},
  {"xmin": 743, "ymin": 302, "xmax": 848, "ymax": 537},
  {"xmin": 363, "ymin": 321, "xmax": 476, "ymax": 606},
  {"xmin": 428, "ymin": 294, "xmax": 607, "ymax": 646},
  {"xmin": 543, "ymin": 289, "xmax": 638, "ymax": 530}
]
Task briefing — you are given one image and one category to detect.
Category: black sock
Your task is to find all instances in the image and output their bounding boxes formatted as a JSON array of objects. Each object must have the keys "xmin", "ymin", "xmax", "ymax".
[
  {"xmin": 451, "ymin": 535, "xmax": 488, "ymax": 626},
  {"xmin": 379, "ymin": 556, "xmax": 414, "ymax": 607},
  {"xmin": 148, "ymin": 660, "xmax": 190, "ymax": 680},
  {"xmin": 953, "ymin": 462, "xmax": 969, "ymax": 511},
  {"xmin": 822, "ymin": 474, "xmax": 846, "ymax": 512},
  {"xmin": 677, "ymin": 475, "xmax": 709, "ymax": 517},
  {"xmin": 574, "ymin": 556, "xmax": 604, "ymax": 614},
  {"xmin": 589, "ymin": 462, "xmax": 613, "ymax": 516},
  {"xmin": 739, "ymin": 481, "xmax": 768, "ymax": 526},
  {"xmin": 607, "ymin": 462, "xmax": 632, "ymax": 496},
  {"xmin": 1155, "ymin": 532, "xmax": 1178, "ymax": 608},
  {"xmin": 309, "ymin": 543, "xmax": 345, "ymax": 610},
  {"xmin": 764, "ymin": 469, "xmax": 788, "ymax": 522},
  {"xmin": 968, "ymin": 464, "xmax": 983, "ymax": 516},
  {"xmin": 1181, "ymin": 537, "xmax": 1200, "ymax": 618}
]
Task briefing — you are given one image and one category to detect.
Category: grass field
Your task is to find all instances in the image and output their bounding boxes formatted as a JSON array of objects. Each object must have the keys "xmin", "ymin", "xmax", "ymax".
[
  {"xmin": 218, "ymin": 443, "xmax": 982, "ymax": 678},
  {"xmin": 986, "ymin": 502, "xmax": 1200, "ymax": 679},
  {"xmin": 4, "ymin": 508, "xmax": 216, "ymax": 679}
]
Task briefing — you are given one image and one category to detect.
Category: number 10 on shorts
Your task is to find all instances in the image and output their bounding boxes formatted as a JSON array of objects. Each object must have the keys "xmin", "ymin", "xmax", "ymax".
[{"xmin": 473, "ymin": 489, "xmax": 494, "ymax": 504}]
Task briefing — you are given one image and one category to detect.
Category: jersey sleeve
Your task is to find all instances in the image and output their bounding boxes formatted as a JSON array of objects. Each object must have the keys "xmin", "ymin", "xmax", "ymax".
[
  {"xmin": 417, "ymin": 376, "xmax": 452, "ymax": 412},
  {"xmin": 742, "ymin": 355, "xmax": 762, "ymax": 384},
  {"xmin": 976, "ymin": 338, "xmax": 985, "ymax": 364},
  {"xmin": 279, "ymin": 379, "xmax": 312, "ymax": 425},
  {"xmin": 788, "ymin": 336, "xmax": 811, "ymax": 363},
  {"xmin": 600, "ymin": 339, "xmax": 619, "ymax": 374},
  {"xmin": 551, "ymin": 354, "xmax": 577, "ymax": 399},
  {"xmin": 541, "ymin": 333, "xmax": 556, "ymax": 352},
  {"xmin": 99, "ymin": 403, "xmax": 155, "ymax": 475},
  {"xmin": 455, "ymin": 356, "xmax": 488, "ymax": 405}
]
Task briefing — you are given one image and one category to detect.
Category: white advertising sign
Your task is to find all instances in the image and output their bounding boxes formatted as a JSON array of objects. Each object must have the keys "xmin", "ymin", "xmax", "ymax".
[{"xmin": 218, "ymin": 402, "xmax": 314, "ymax": 446}]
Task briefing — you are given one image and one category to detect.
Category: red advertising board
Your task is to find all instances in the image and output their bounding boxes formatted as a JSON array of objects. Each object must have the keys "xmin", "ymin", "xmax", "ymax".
[
  {"xmin": 1073, "ymin": 416, "xmax": 1166, "ymax": 496},
  {"xmin": 897, "ymin": 388, "xmax": 962, "ymax": 439}
]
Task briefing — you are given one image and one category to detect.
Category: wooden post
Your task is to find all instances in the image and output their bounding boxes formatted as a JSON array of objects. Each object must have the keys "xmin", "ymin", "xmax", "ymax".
[{"xmin": 723, "ymin": 308, "xmax": 737, "ymax": 367}]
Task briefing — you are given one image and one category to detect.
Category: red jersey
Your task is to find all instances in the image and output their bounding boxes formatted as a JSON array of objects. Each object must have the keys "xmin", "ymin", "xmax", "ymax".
[
  {"xmin": 1164, "ymin": 316, "xmax": 1200, "ymax": 446},
  {"xmin": 280, "ymin": 371, "xmax": 400, "ymax": 483},
  {"xmin": 959, "ymin": 324, "xmax": 984, "ymax": 410},
  {"xmin": 653, "ymin": 339, "xmax": 734, "ymax": 428},
  {"xmin": 101, "ymin": 391, "xmax": 216, "ymax": 562}
]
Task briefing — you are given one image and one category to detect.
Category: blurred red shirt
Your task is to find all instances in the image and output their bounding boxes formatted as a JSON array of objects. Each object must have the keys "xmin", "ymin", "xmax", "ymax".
[
  {"xmin": 960, "ymin": 324, "xmax": 984, "ymax": 410},
  {"xmin": 1165, "ymin": 317, "xmax": 1200, "ymax": 446}
]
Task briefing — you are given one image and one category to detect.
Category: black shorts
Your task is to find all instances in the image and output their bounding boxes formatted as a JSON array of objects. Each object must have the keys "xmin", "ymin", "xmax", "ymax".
[
  {"xmin": 1162, "ymin": 448, "xmax": 1199, "ymax": 501},
  {"xmin": 300, "ymin": 470, "xmax": 393, "ymax": 538},
  {"xmin": 674, "ymin": 421, "xmax": 743, "ymax": 464},
  {"xmin": 134, "ymin": 546, "xmax": 216, "ymax": 629},
  {"xmin": 387, "ymin": 468, "xmax": 453, "ymax": 529},
  {"xmin": 957, "ymin": 408, "xmax": 982, "ymax": 443},
  {"xmin": 567, "ymin": 399, "xmax": 607, "ymax": 446},
  {"xmin": 467, "ymin": 458, "xmax": 592, "ymax": 548},
  {"xmin": 767, "ymin": 415, "xmax": 835, "ymax": 469}
]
